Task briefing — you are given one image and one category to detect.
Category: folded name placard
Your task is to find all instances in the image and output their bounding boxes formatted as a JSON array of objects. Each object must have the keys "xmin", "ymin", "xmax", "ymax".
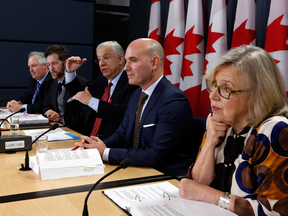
[{"xmin": 30, "ymin": 148, "xmax": 104, "ymax": 180}]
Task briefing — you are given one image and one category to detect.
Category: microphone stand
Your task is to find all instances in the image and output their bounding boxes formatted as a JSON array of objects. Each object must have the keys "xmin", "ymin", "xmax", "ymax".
[
  {"xmin": 83, "ymin": 158, "xmax": 132, "ymax": 216},
  {"xmin": 0, "ymin": 107, "xmax": 25, "ymax": 136},
  {"xmin": 19, "ymin": 123, "xmax": 59, "ymax": 171}
]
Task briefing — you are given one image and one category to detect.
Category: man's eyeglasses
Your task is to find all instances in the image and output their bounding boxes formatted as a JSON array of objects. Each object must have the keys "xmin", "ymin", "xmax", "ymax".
[
  {"xmin": 95, "ymin": 56, "xmax": 114, "ymax": 64},
  {"xmin": 206, "ymin": 79, "xmax": 247, "ymax": 99}
]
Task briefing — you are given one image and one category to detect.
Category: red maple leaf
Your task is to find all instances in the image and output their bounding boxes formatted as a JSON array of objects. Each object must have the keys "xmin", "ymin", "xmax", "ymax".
[
  {"xmin": 203, "ymin": 59, "xmax": 209, "ymax": 72},
  {"xmin": 148, "ymin": 28, "xmax": 162, "ymax": 43},
  {"xmin": 265, "ymin": 15, "xmax": 288, "ymax": 52},
  {"xmin": 205, "ymin": 23, "xmax": 225, "ymax": 55},
  {"xmin": 181, "ymin": 26, "xmax": 204, "ymax": 80},
  {"xmin": 231, "ymin": 19, "xmax": 256, "ymax": 48},
  {"xmin": 164, "ymin": 29, "xmax": 184, "ymax": 76}
]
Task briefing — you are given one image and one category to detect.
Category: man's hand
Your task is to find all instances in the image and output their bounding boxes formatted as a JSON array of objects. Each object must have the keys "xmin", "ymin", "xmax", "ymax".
[
  {"xmin": 66, "ymin": 56, "xmax": 87, "ymax": 73},
  {"xmin": 72, "ymin": 86, "xmax": 92, "ymax": 105},
  {"xmin": 45, "ymin": 109, "xmax": 60, "ymax": 122},
  {"xmin": 6, "ymin": 100, "xmax": 23, "ymax": 112},
  {"xmin": 74, "ymin": 135, "xmax": 106, "ymax": 157}
]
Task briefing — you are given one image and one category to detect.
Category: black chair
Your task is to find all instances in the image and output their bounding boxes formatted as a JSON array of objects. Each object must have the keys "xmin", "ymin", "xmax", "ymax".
[{"xmin": 192, "ymin": 117, "xmax": 207, "ymax": 149}]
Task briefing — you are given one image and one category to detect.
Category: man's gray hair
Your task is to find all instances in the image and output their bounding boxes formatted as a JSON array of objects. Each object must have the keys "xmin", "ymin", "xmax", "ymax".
[{"xmin": 28, "ymin": 51, "xmax": 47, "ymax": 65}]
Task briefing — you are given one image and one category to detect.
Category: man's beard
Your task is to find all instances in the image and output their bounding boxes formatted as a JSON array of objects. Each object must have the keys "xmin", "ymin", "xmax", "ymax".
[{"xmin": 51, "ymin": 63, "xmax": 65, "ymax": 79}]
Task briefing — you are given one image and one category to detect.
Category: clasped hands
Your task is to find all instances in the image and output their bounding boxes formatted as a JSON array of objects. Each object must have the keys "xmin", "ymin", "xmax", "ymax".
[
  {"xmin": 75, "ymin": 135, "xmax": 106, "ymax": 157},
  {"xmin": 6, "ymin": 100, "xmax": 23, "ymax": 112}
]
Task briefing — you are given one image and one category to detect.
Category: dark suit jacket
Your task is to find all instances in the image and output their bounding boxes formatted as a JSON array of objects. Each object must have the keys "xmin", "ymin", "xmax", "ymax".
[
  {"xmin": 43, "ymin": 75, "xmax": 88, "ymax": 133},
  {"xmin": 65, "ymin": 71, "xmax": 138, "ymax": 139},
  {"xmin": 104, "ymin": 76, "xmax": 197, "ymax": 174},
  {"xmin": 18, "ymin": 72, "xmax": 53, "ymax": 114}
]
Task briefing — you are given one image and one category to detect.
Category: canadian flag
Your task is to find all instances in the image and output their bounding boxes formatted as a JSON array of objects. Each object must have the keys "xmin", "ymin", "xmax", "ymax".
[
  {"xmin": 148, "ymin": 0, "xmax": 162, "ymax": 43},
  {"xmin": 231, "ymin": 0, "xmax": 256, "ymax": 48},
  {"xmin": 163, "ymin": 0, "xmax": 185, "ymax": 87},
  {"xmin": 265, "ymin": 0, "xmax": 288, "ymax": 96},
  {"xmin": 179, "ymin": 0, "xmax": 204, "ymax": 116},
  {"xmin": 198, "ymin": 0, "xmax": 228, "ymax": 118}
]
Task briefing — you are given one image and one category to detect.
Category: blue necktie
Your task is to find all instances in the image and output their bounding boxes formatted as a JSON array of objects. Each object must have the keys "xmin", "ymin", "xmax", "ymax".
[{"xmin": 32, "ymin": 81, "xmax": 41, "ymax": 104}]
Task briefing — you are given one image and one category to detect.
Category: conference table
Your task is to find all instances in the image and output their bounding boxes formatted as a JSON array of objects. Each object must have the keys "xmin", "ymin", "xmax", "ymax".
[{"xmin": 0, "ymin": 124, "xmax": 181, "ymax": 215}]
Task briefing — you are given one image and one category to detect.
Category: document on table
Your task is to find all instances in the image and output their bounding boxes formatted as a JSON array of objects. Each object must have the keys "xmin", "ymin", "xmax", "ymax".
[
  {"xmin": 0, "ymin": 109, "xmax": 22, "ymax": 119},
  {"xmin": 22, "ymin": 128, "xmax": 79, "ymax": 141},
  {"xmin": 0, "ymin": 109, "xmax": 48, "ymax": 124},
  {"xmin": 31, "ymin": 148, "xmax": 104, "ymax": 180},
  {"xmin": 103, "ymin": 182, "xmax": 237, "ymax": 216}
]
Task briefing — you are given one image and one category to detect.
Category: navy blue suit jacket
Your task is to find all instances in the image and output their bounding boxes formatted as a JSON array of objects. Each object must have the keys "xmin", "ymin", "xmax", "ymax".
[
  {"xmin": 104, "ymin": 76, "xmax": 197, "ymax": 174},
  {"xmin": 18, "ymin": 72, "xmax": 53, "ymax": 114}
]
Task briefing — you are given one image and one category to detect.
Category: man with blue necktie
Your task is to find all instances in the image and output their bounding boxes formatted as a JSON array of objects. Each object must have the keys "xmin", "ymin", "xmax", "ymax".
[{"xmin": 7, "ymin": 52, "xmax": 53, "ymax": 114}]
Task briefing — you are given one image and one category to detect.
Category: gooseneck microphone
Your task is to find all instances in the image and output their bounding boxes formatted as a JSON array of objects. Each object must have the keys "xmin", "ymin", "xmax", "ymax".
[
  {"xmin": 82, "ymin": 158, "xmax": 132, "ymax": 216},
  {"xmin": 0, "ymin": 107, "xmax": 26, "ymax": 136},
  {"xmin": 19, "ymin": 123, "xmax": 59, "ymax": 171}
]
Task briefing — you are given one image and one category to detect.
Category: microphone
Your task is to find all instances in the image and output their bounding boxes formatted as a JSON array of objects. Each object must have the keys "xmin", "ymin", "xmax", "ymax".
[
  {"xmin": 19, "ymin": 123, "xmax": 59, "ymax": 171},
  {"xmin": 0, "ymin": 107, "xmax": 26, "ymax": 136},
  {"xmin": 82, "ymin": 158, "xmax": 132, "ymax": 216}
]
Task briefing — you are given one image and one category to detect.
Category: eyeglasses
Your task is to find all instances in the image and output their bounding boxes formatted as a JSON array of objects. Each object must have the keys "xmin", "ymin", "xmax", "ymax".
[
  {"xmin": 95, "ymin": 56, "xmax": 115, "ymax": 64},
  {"xmin": 206, "ymin": 79, "xmax": 247, "ymax": 99}
]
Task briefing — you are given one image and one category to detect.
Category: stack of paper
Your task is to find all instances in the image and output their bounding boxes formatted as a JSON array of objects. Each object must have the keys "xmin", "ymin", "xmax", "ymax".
[
  {"xmin": 18, "ymin": 114, "xmax": 49, "ymax": 124},
  {"xmin": 0, "ymin": 109, "xmax": 49, "ymax": 124},
  {"xmin": 31, "ymin": 148, "xmax": 104, "ymax": 180}
]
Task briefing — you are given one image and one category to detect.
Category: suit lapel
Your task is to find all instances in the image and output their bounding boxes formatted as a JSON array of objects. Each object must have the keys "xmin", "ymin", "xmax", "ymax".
[
  {"xmin": 140, "ymin": 76, "xmax": 167, "ymax": 126},
  {"xmin": 111, "ymin": 71, "xmax": 127, "ymax": 103}
]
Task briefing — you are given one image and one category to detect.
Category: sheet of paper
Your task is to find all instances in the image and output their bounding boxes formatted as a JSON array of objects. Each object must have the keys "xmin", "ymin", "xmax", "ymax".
[
  {"xmin": 22, "ymin": 128, "xmax": 78, "ymax": 141},
  {"xmin": 103, "ymin": 182, "xmax": 179, "ymax": 211},
  {"xmin": 130, "ymin": 198, "xmax": 237, "ymax": 216},
  {"xmin": 104, "ymin": 181, "xmax": 237, "ymax": 216}
]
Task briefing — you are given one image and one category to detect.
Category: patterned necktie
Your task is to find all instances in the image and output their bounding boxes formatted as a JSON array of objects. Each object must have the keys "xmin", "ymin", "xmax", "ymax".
[
  {"xmin": 90, "ymin": 82, "xmax": 113, "ymax": 137},
  {"xmin": 133, "ymin": 92, "xmax": 148, "ymax": 148},
  {"xmin": 32, "ymin": 81, "xmax": 41, "ymax": 104}
]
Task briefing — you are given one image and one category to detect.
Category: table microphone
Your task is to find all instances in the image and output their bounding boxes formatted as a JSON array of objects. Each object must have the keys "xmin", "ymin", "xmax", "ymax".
[
  {"xmin": 0, "ymin": 107, "xmax": 26, "ymax": 136},
  {"xmin": 19, "ymin": 123, "xmax": 59, "ymax": 171},
  {"xmin": 82, "ymin": 158, "xmax": 132, "ymax": 216}
]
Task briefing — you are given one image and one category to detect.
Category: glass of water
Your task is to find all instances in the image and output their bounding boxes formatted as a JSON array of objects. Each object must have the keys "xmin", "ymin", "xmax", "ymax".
[{"xmin": 10, "ymin": 116, "xmax": 19, "ymax": 135}]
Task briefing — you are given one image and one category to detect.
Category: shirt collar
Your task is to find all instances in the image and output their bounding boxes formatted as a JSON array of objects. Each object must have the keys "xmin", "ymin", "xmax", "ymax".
[
  {"xmin": 38, "ymin": 71, "xmax": 49, "ymax": 84},
  {"xmin": 109, "ymin": 69, "xmax": 124, "ymax": 86},
  {"xmin": 143, "ymin": 75, "xmax": 163, "ymax": 97}
]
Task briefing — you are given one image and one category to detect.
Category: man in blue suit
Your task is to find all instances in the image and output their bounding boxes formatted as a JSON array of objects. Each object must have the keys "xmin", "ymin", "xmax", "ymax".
[
  {"xmin": 75, "ymin": 38, "xmax": 197, "ymax": 174},
  {"xmin": 6, "ymin": 52, "xmax": 53, "ymax": 114}
]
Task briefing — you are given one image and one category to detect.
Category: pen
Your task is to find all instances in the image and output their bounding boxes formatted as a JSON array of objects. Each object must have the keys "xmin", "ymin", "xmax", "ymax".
[
  {"xmin": 209, "ymin": 107, "xmax": 225, "ymax": 144},
  {"xmin": 71, "ymin": 146, "xmax": 80, "ymax": 151}
]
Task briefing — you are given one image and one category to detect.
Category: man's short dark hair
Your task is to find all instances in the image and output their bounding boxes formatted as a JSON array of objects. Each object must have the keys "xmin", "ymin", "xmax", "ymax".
[{"xmin": 44, "ymin": 45, "xmax": 70, "ymax": 61}]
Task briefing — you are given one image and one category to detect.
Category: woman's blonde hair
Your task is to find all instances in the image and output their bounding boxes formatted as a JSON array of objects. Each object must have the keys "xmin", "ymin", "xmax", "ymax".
[{"xmin": 203, "ymin": 45, "xmax": 288, "ymax": 126}]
